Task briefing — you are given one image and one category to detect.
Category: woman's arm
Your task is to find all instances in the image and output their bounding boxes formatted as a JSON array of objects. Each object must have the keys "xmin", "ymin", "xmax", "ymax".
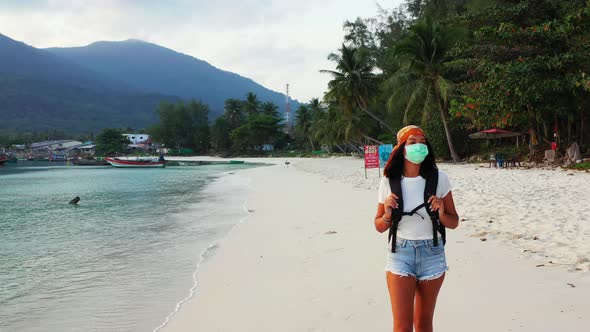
[
  {"xmin": 374, "ymin": 203, "xmax": 392, "ymax": 233},
  {"xmin": 429, "ymin": 191, "xmax": 459, "ymax": 229}
]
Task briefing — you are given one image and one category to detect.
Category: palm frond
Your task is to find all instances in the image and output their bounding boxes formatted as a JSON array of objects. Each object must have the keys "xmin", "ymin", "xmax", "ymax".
[
  {"xmin": 435, "ymin": 75, "xmax": 453, "ymax": 107},
  {"xmin": 403, "ymin": 79, "xmax": 428, "ymax": 125}
]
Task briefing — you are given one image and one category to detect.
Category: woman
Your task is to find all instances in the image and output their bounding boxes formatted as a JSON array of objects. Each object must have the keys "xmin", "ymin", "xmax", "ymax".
[{"xmin": 374, "ymin": 125, "xmax": 459, "ymax": 332}]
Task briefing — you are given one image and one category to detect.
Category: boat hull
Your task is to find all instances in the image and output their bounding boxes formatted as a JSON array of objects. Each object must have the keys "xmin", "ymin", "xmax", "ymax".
[
  {"xmin": 105, "ymin": 157, "xmax": 166, "ymax": 168},
  {"xmin": 72, "ymin": 159, "xmax": 110, "ymax": 166}
]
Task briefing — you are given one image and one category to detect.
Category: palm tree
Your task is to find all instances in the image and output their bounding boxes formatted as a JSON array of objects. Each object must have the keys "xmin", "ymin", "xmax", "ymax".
[
  {"xmin": 261, "ymin": 101, "xmax": 280, "ymax": 118},
  {"xmin": 387, "ymin": 17, "xmax": 463, "ymax": 162},
  {"xmin": 224, "ymin": 98, "xmax": 243, "ymax": 129},
  {"xmin": 308, "ymin": 98, "xmax": 322, "ymax": 111},
  {"xmin": 308, "ymin": 98, "xmax": 323, "ymax": 122},
  {"xmin": 295, "ymin": 105, "xmax": 315, "ymax": 151},
  {"xmin": 310, "ymin": 102, "xmax": 372, "ymax": 154},
  {"xmin": 320, "ymin": 44, "xmax": 394, "ymax": 133},
  {"xmin": 244, "ymin": 92, "xmax": 260, "ymax": 117},
  {"xmin": 310, "ymin": 104, "xmax": 342, "ymax": 152}
]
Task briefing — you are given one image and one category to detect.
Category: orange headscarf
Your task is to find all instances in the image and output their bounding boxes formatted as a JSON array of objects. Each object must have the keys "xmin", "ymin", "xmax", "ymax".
[
  {"xmin": 393, "ymin": 125, "xmax": 425, "ymax": 155},
  {"xmin": 384, "ymin": 125, "xmax": 425, "ymax": 175}
]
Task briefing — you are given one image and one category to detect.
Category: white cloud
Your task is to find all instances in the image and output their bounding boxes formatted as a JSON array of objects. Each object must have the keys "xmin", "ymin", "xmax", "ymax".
[{"xmin": 0, "ymin": 0, "xmax": 404, "ymax": 101}]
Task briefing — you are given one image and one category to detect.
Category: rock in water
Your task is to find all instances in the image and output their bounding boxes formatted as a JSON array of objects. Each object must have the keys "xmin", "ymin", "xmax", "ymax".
[{"xmin": 69, "ymin": 196, "xmax": 80, "ymax": 205}]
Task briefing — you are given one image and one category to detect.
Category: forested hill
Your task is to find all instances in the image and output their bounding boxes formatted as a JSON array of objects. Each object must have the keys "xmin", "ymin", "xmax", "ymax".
[
  {"xmin": 0, "ymin": 74, "xmax": 180, "ymax": 133},
  {"xmin": 0, "ymin": 34, "xmax": 296, "ymax": 133},
  {"xmin": 46, "ymin": 40, "xmax": 298, "ymax": 116},
  {"xmin": 0, "ymin": 34, "xmax": 127, "ymax": 92},
  {"xmin": 0, "ymin": 34, "xmax": 176, "ymax": 132}
]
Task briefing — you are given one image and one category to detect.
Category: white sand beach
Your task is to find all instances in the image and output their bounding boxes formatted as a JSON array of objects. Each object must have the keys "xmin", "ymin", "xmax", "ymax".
[{"xmin": 162, "ymin": 157, "xmax": 590, "ymax": 332}]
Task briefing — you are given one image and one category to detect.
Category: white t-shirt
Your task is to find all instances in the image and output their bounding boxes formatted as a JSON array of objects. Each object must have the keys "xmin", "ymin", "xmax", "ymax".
[{"xmin": 378, "ymin": 170, "xmax": 452, "ymax": 240}]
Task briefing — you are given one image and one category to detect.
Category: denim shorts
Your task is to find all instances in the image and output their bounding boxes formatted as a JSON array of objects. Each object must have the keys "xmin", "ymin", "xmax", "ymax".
[{"xmin": 385, "ymin": 237, "xmax": 448, "ymax": 281}]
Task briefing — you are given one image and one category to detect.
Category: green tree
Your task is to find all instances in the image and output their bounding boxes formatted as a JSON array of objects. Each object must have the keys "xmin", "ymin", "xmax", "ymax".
[
  {"xmin": 295, "ymin": 105, "xmax": 315, "ymax": 151},
  {"xmin": 308, "ymin": 98, "xmax": 324, "ymax": 121},
  {"xmin": 244, "ymin": 92, "xmax": 260, "ymax": 117},
  {"xmin": 210, "ymin": 117, "xmax": 232, "ymax": 152},
  {"xmin": 449, "ymin": 0, "xmax": 590, "ymax": 147},
  {"xmin": 224, "ymin": 98, "xmax": 244, "ymax": 129},
  {"xmin": 229, "ymin": 124, "xmax": 251, "ymax": 152},
  {"xmin": 308, "ymin": 98, "xmax": 326, "ymax": 147},
  {"xmin": 321, "ymin": 44, "xmax": 393, "ymax": 133},
  {"xmin": 230, "ymin": 114, "xmax": 283, "ymax": 152},
  {"xmin": 187, "ymin": 100, "xmax": 210, "ymax": 154},
  {"xmin": 261, "ymin": 101, "xmax": 281, "ymax": 118},
  {"xmin": 387, "ymin": 17, "xmax": 464, "ymax": 161},
  {"xmin": 150, "ymin": 102, "xmax": 185, "ymax": 148},
  {"xmin": 150, "ymin": 100, "xmax": 210, "ymax": 152},
  {"xmin": 96, "ymin": 128, "xmax": 129, "ymax": 156},
  {"xmin": 310, "ymin": 99, "xmax": 373, "ymax": 154},
  {"xmin": 405, "ymin": 0, "xmax": 471, "ymax": 20},
  {"xmin": 248, "ymin": 115, "xmax": 283, "ymax": 149}
]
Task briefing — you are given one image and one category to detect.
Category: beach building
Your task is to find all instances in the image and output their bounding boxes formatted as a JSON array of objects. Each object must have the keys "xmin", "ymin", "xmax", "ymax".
[
  {"xmin": 30, "ymin": 140, "xmax": 82, "ymax": 160},
  {"xmin": 66, "ymin": 141, "xmax": 96, "ymax": 158},
  {"xmin": 123, "ymin": 133, "xmax": 150, "ymax": 145},
  {"xmin": 123, "ymin": 133, "xmax": 160, "ymax": 154},
  {"xmin": 8, "ymin": 144, "xmax": 27, "ymax": 160}
]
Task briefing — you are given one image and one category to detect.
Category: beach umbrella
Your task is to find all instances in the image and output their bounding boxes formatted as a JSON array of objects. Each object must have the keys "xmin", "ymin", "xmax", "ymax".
[{"xmin": 469, "ymin": 128, "xmax": 525, "ymax": 149}]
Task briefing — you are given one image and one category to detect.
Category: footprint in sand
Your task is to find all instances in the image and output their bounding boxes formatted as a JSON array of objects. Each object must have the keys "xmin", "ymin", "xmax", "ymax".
[{"xmin": 308, "ymin": 296, "xmax": 320, "ymax": 303}]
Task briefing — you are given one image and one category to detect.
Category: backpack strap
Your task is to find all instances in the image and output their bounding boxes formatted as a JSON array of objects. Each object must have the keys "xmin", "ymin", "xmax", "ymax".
[
  {"xmin": 388, "ymin": 175, "xmax": 403, "ymax": 253},
  {"xmin": 424, "ymin": 170, "xmax": 446, "ymax": 246}
]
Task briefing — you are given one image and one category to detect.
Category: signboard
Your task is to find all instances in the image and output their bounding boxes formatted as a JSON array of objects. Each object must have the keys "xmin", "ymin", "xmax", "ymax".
[
  {"xmin": 364, "ymin": 145, "xmax": 379, "ymax": 169},
  {"xmin": 378, "ymin": 144, "xmax": 393, "ymax": 167}
]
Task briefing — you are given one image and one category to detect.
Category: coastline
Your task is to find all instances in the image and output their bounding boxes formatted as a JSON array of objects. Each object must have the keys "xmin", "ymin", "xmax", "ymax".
[
  {"xmin": 161, "ymin": 157, "xmax": 590, "ymax": 331},
  {"xmin": 152, "ymin": 167, "xmax": 256, "ymax": 332}
]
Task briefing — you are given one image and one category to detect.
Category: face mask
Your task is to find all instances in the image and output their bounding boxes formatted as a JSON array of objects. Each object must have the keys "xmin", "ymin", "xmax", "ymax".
[{"xmin": 405, "ymin": 143, "xmax": 429, "ymax": 164}]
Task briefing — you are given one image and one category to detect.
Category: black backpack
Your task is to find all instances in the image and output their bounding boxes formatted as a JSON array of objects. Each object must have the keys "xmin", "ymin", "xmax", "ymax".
[{"xmin": 387, "ymin": 170, "xmax": 446, "ymax": 253}]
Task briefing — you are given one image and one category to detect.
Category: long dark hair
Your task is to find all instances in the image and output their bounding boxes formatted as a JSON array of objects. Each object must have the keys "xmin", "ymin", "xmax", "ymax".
[{"xmin": 383, "ymin": 140, "xmax": 438, "ymax": 179}]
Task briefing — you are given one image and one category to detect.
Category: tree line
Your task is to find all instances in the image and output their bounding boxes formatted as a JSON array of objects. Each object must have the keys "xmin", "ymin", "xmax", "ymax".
[
  {"xmin": 301, "ymin": 0, "xmax": 590, "ymax": 161},
  {"xmin": 145, "ymin": 92, "xmax": 288, "ymax": 156}
]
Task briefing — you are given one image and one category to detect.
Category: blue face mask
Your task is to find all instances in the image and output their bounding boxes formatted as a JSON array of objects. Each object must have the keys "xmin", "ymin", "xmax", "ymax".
[{"xmin": 405, "ymin": 143, "xmax": 429, "ymax": 164}]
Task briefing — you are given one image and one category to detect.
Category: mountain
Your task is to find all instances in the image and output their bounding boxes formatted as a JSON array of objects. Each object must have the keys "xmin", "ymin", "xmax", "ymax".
[
  {"xmin": 0, "ymin": 76, "xmax": 179, "ymax": 133},
  {"xmin": 0, "ymin": 34, "xmax": 179, "ymax": 133},
  {"xmin": 46, "ymin": 40, "xmax": 298, "ymax": 115},
  {"xmin": 0, "ymin": 34, "xmax": 126, "ymax": 92},
  {"xmin": 0, "ymin": 34, "xmax": 297, "ymax": 134}
]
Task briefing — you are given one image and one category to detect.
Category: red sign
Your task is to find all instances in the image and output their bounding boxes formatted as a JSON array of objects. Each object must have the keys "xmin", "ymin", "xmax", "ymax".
[{"xmin": 364, "ymin": 145, "xmax": 379, "ymax": 169}]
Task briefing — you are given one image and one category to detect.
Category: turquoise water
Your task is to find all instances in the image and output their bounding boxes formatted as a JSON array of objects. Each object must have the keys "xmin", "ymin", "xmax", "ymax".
[{"xmin": 0, "ymin": 163, "xmax": 256, "ymax": 331}]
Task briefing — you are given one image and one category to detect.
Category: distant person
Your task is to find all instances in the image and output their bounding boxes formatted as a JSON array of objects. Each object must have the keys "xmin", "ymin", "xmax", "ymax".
[
  {"xmin": 374, "ymin": 125, "xmax": 459, "ymax": 332},
  {"xmin": 285, "ymin": 160, "xmax": 290, "ymax": 168}
]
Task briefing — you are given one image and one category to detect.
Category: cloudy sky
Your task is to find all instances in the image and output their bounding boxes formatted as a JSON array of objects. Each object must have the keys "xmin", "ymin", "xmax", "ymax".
[{"xmin": 0, "ymin": 0, "xmax": 404, "ymax": 102}]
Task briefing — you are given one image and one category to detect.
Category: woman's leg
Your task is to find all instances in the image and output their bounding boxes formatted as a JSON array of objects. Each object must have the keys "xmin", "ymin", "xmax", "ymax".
[
  {"xmin": 414, "ymin": 274, "xmax": 445, "ymax": 332},
  {"xmin": 386, "ymin": 272, "xmax": 417, "ymax": 332}
]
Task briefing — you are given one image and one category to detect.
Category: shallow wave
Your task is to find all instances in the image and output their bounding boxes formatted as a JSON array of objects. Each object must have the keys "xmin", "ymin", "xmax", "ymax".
[{"xmin": 152, "ymin": 174, "xmax": 253, "ymax": 332}]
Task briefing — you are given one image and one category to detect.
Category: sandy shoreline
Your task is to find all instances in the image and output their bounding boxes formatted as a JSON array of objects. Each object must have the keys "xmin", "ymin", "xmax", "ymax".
[{"xmin": 162, "ymin": 157, "xmax": 590, "ymax": 331}]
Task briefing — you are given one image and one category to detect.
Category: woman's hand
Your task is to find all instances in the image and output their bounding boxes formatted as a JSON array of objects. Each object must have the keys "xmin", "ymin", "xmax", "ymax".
[
  {"xmin": 428, "ymin": 195, "xmax": 445, "ymax": 215},
  {"xmin": 384, "ymin": 193, "xmax": 399, "ymax": 218}
]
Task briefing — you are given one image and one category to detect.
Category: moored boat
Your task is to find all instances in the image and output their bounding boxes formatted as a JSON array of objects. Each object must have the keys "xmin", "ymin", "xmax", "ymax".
[
  {"xmin": 72, "ymin": 159, "xmax": 110, "ymax": 166},
  {"xmin": 105, "ymin": 157, "xmax": 166, "ymax": 168}
]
